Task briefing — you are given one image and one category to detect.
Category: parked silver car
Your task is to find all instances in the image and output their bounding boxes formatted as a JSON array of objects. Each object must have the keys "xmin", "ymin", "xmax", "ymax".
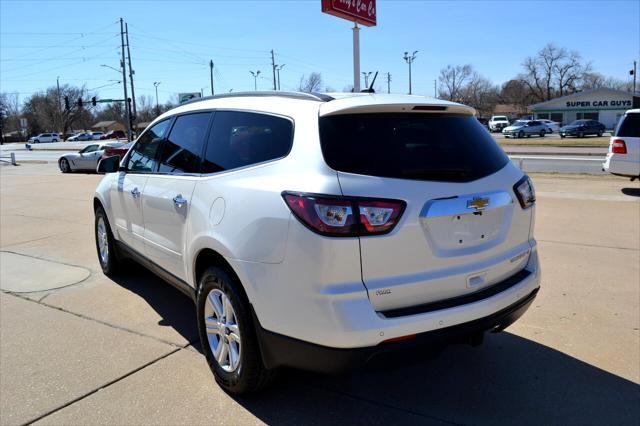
[
  {"xmin": 502, "ymin": 120, "xmax": 548, "ymax": 138},
  {"xmin": 58, "ymin": 142, "xmax": 124, "ymax": 173}
]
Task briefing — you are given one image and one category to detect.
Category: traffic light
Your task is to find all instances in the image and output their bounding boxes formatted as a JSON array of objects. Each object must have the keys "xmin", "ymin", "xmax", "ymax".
[
  {"xmin": 77, "ymin": 98, "xmax": 83, "ymax": 108},
  {"xmin": 91, "ymin": 96, "xmax": 97, "ymax": 106},
  {"xmin": 64, "ymin": 96, "xmax": 70, "ymax": 111}
]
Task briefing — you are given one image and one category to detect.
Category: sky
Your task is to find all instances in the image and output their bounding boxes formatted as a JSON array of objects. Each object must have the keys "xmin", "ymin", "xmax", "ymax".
[{"xmin": 1, "ymin": 0, "xmax": 638, "ymax": 106}]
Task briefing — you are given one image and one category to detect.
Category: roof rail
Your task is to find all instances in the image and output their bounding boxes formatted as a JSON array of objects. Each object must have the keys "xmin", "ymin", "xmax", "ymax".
[{"xmin": 182, "ymin": 91, "xmax": 334, "ymax": 106}]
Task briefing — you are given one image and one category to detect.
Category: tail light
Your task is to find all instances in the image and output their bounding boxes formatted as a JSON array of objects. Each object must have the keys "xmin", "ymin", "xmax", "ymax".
[
  {"xmin": 513, "ymin": 175, "xmax": 535, "ymax": 209},
  {"xmin": 283, "ymin": 192, "xmax": 405, "ymax": 237},
  {"xmin": 612, "ymin": 138, "xmax": 627, "ymax": 154}
]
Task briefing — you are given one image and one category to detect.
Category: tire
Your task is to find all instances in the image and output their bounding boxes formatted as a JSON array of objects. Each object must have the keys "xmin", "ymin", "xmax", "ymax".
[
  {"xmin": 94, "ymin": 206, "xmax": 121, "ymax": 276},
  {"xmin": 578, "ymin": 131, "xmax": 584, "ymax": 138},
  {"xmin": 197, "ymin": 266, "xmax": 276, "ymax": 394},
  {"xmin": 597, "ymin": 131, "xmax": 603, "ymax": 137},
  {"xmin": 34, "ymin": 139, "xmax": 39, "ymax": 143},
  {"xmin": 59, "ymin": 158, "xmax": 71, "ymax": 173},
  {"xmin": 539, "ymin": 130, "xmax": 546, "ymax": 137},
  {"xmin": 518, "ymin": 130, "xmax": 524, "ymax": 139},
  {"xmin": 560, "ymin": 134, "xmax": 565, "ymax": 139}
]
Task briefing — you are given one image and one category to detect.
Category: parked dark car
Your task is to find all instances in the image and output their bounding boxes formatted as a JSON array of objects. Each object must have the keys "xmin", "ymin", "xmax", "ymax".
[
  {"xmin": 559, "ymin": 120, "xmax": 605, "ymax": 138},
  {"xmin": 99, "ymin": 130, "xmax": 126, "ymax": 140}
]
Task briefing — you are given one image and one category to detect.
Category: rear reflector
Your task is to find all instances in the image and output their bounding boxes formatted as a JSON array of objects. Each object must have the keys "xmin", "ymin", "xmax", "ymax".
[
  {"xmin": 382, "ymin": 334, "xmax": 417, "ymax": 343},
  {"xmin": 612, "ymin": 138, "xmax": 627, "ymax": 154},
  {"xmin": 412, "ymin": 105, "xmax": 447, "ymax": 111},
  {"xmin": 283, "ymin": 192, "xmax": 405, "ymax": 237}
]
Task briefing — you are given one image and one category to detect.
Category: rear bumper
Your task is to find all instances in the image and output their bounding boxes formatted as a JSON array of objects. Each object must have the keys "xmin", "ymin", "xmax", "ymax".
[
  {"xmin": 254, "ymin": 287, "xmax": 539, "ymax": 374},
  {"xmin": 603, "ymin": 154, "xmax": 640, "ymax": 177}
]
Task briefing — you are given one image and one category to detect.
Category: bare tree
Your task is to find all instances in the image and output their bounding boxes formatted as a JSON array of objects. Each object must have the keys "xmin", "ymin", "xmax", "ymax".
[
  {"xmin": 22, "ymin": 85, "xmax": 92, "ymax": 135},
  {"xmin": 438, "ymin": 65, "xmax": 473, "ymax": 102},
  {"xmin": 499, "ymin": 79, "xmax": 532, "ymax": 114},
  {"xmin": 0, "ymin": 92, "xmax": 21, "ymax": 137},
  {"xmin": 519, "ymin": 43, "xmax": 591, "ymax": 102},
  {"xmin": 462, "ymin": 72, "xmax": 500, "ymax": 117},
  {"xmin": 582, "ymin": 72, "xmax": 634, "ymax": 91},
  {"xmin": 298, "ymin": 72, "xmax": 322, "ymax": 92}
]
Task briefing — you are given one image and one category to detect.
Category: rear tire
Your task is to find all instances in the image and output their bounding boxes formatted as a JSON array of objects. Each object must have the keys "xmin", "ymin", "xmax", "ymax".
[
  {"xmin": 95, "ymin": 206, "xmax": 121, "ymax": 276},
  {"xmin": 597, "ymin": 131, "xmax": 603, "ymax": 137},
  {"xmin": 197, "ymin": 266, "xmax": 276, "ymax": 394},
  {"xmin": 518, "ymin": 130, "xmax": 524, "ymax": 139},
  {"xmin": 539, "ymin": 130, "xmax": 546, "ymax": 137}
]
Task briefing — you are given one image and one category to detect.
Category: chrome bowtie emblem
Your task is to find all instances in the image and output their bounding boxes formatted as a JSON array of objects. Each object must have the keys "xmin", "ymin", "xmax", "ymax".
[{"xmin": 467, "ymin": 197, "xmax": 490, "ymax": 211}]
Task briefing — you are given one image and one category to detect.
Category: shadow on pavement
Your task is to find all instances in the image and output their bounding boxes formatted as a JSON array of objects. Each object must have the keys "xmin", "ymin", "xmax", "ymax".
[
  {"xmin": 621, "ymin": 187, "xmax": 640, "ymax": 197},
  {"xmin": 107, "ymin": 269, "xmax": 639, "ymax": 424},
  {"xmin": 109, "ymin": 262, "xmax": 200, "ymax": 349},
  {"xmin": 234, "ymin": 332, "xmax": 640, "ymax": 425}
]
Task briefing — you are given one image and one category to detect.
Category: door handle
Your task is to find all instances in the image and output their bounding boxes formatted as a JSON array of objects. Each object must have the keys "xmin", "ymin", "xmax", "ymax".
[
  {"xmin": 131, "ymin": 187, "xmax": 141, "ymax": 198},
  {"xmin": 173, "ymin": 194, "xmax": 187, "ymax": 206}
]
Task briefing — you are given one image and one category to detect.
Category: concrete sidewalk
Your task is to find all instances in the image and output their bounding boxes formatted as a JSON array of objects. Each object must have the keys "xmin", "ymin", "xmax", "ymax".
[
  {"xmin": 503, "ymin": 145, "xmax": 608, "ymax": 156},
  {"xmin": 1, "ymin": 163, "xmax": 638, "ymax": 425}
]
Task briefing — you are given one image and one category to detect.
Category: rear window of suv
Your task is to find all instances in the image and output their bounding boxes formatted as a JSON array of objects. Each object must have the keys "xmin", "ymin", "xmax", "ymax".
[
  {"xmin": 615, "ymin": 113, "xmax": 640, "ymax": 137},
  {"xmin": 319, "ymin": 113, "xmax": 509, "ymax": 182}
]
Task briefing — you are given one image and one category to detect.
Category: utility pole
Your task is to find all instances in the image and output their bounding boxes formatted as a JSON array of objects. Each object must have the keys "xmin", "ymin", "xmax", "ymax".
[
  {"xmin": 632, "ymin": 61, "xmax": 637, "ymax": 93},
  {"xmin": 56, "ymin": 76, "xmax": 61, "ymax": 132},
  {"xmin": 210, "ymin": 60, "xmax": 214, "ymax": 96},
  {"xmin": 153, "ymin": 82, "xmax": 161, "ymax": 116},
  {"xmin": 386, "ymin": 72, "xmax": 391, "ymax": 94},
  {"xmin": 276, "ymin": 64, "xmax": 285, "ymax": 90},
  {"xmin": 125, "ymin": 23, "xmax": 137, "ymax": 135},
  {"xmin": 403, "ymin": 51, "xmax": 418, "ymax": 95},
  {"xmin": 434, "ymin": 79, "xmax": 437, "ymax": 97},
  {"xmin": 250, "ymin": 70, "xmax": 261, "ymax": 91},
  {"xmin": 119, "ymin": 18, "xmax": 131, "ymax": 141},
  {"xmin": 271, "ymin": 50, "xmax": 277, "ymax": 91}
]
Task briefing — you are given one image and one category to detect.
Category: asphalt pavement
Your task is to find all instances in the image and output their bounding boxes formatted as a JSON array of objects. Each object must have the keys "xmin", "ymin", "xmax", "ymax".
[{"xmin": 0, "ymin": 163, "xmax": 638, "ymax": 425}]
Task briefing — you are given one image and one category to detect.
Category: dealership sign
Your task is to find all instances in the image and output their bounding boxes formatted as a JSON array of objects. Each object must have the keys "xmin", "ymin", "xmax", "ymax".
[
  {"xmin": 321, "ymin": 0, "xmax": 376, "ymax": 26},
  {"xmin": 566, "ymin": 99, "xmax": 632, "ymax": 108}
]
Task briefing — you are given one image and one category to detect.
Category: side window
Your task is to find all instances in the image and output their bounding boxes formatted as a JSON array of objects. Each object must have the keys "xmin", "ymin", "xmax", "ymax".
[
  {"xmin": 615, "ymin": 114, "xmax": 640, "ymax": 137},
  {"xmin": 158, "ymin": 112, "xmax": 211, "ymax": 174},
  {"xmin": 81, "ymin": 144, "xmax": 99, "ymax": 153},
  {"xmin": 126, "ymin": 119, "xmax": 171, "ymax": 173},
  {"xmin": 202, "ymin": 111, "xmax": 293, "ymax": 174}
]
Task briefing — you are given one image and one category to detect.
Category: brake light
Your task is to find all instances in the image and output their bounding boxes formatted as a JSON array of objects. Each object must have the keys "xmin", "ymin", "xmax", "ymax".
[
  {"xmin": 612, "ymin": 138, "xmax": 627, "ymax": 154},
  {"xmin": 283, "ymin": 192, "xmax": 405, "ymax": 237},
  {"xmin": 513, "ymin": 175, "xmax": 535, "ymax": 209}
]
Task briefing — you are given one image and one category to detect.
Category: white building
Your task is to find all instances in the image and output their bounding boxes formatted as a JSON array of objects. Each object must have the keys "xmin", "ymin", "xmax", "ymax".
[{"xmin": 530, "ymin": 88, "xmax": 639, "ymax": 129}]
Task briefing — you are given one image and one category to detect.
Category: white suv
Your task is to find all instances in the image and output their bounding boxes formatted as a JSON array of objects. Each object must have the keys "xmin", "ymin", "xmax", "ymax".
[
  {"xmin": 488, "ymin": 115, "xmax": 510, "ymax": 132},
  {"xmin": 28, "ymin": 132, "xmax": 59, "ymax": 143},
  {"xmin": 94, "ymin": 92, "xmax": 540, "ymax": 394},
  {"xmin": 603, "ymin": 109, "xmax": 640, "ymax": 180}
]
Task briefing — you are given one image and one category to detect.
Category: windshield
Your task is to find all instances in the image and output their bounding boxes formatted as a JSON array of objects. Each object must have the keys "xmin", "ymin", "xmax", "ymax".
[
  {"xmin": 319, "ymin": 113, "xmax": 509, "ymax": 183},
  {"xmin": 570, "ymin": 120, "xmax": 588, "ymax": 125},
  {"xmin": 493, "ymin": 116, "xmax": 508, "ymax": 121},
  {"xmin": 512, "ymin": 121, "xmax": 528, "ymax": 126}
]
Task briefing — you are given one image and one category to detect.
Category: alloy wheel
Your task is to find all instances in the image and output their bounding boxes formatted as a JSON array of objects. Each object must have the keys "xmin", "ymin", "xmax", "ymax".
[
  {"xmin": 204, "ymin": 288, "xmax": 242, "ymax": 373},
  {"xmin": 96, "ymin": 216, "xmax": 109, "ymax": 266}
]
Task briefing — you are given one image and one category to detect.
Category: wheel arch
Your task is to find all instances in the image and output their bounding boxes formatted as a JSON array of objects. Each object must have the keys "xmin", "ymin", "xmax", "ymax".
[{"xmin": 193, "ymin": 248, "xmax": 252, "ymax": 304}]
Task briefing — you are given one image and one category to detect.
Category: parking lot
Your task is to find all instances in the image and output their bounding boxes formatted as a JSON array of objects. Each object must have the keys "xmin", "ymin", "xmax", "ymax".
[{"xmin": 0, "ymin": 162, "xmax": 638, "ymax": 425}]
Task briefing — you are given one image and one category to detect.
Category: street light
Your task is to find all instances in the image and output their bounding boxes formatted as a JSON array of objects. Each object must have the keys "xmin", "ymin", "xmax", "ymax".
[
  {"xmin": 403, "ymin": 51, "xmax": 418, "ymax": 95},
  {"xmin": 275, "ymin": 64, "xmax": 285, "ymax": 90},
  {"xmin": 362, "ymin": 71, "xmax": 372, "ymax": 88},
  {"xmin": 250, "ymin": 70, "xmax": 261, "ymax": 91},
  {"xmin": 100, "ymin": 64, "xmax": 121, "ymax": 74},
  {"xmin": 153, "ymin": 82, "xmax": 161, "ymax": 114}
]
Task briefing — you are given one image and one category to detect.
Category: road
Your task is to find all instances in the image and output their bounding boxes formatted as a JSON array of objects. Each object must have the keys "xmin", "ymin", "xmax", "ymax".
[
  {"xmin": 3, "ymin": 149, "xmax": 608, "ymax": 175},
  {"xmin": 1, "ymin": 162, "xmax": 638, "ymax": 425}
]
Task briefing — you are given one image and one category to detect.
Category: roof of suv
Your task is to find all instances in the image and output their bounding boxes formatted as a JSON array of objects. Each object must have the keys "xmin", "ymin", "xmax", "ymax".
[{"xmin": 157, "ymin": 91, "xmax": 476, "ymax": 122}]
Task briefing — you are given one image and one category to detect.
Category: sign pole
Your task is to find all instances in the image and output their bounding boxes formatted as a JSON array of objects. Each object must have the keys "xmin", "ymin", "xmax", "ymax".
[{"xmin": 353, "ymin": 22, "xmax": 360, "ymax": 92}]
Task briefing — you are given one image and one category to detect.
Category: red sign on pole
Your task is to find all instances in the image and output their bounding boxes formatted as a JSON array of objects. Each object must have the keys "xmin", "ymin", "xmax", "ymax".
[{"xmin": 321, "ymin": 0, "xmax": 377, "ymax": 27}]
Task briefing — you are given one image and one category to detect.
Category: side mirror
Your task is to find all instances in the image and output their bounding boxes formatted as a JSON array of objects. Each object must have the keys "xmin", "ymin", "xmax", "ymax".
[{"xmin": 97, "ymin": 155, "xmax": 121, "ymax": 174}]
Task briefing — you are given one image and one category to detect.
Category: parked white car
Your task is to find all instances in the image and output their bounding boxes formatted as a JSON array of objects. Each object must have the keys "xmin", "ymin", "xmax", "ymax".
[
  {"xmin": 27, "ymin": 133, "xmax": 59, "ymax": 143},
  {"xmin": 67, "ymin": 132, "xmax": 93, "ymax": 141},
  {"xmin": 539, "ymin": 119, "xmax": 560, "ymax": 133},
  {"xmin": 488, "ymin": 115, "xmax": 510, "ymax": 132},
  {"xmin": 93, "ymin": 92, "xmax": 540, "ymax": 394},
  {"xmin": 58, "ymin": 142, "xmax": 124, "ymax": 173},
  {"xmin": 502, "ymin": 120, "xmax": 549, "ymax": 138},
  {"xmin": 603, "ymin": 109, "xmax": 640, "ymax": 180}
]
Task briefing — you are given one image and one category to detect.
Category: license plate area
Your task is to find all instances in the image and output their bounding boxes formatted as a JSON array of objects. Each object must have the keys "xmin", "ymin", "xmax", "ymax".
[{"xmin": 420, "ymin": 191, "xmax": 514, "ymax": 257}]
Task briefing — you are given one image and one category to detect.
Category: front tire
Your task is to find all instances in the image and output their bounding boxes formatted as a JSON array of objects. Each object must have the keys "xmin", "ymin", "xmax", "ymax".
[
  {"xmin": 518, "ymin": 130, "xmax": 524, "ymax": 139},
  {"xmin": 59, "ymin": 158, "xmax": 71, "ymax": 173},
  {"xmin": 539, "ymin": 130, "xmax": 546, "ymax": 137},
  {"xmin": 197, "ymin": 266, "xmax": 276, "ymax": 394},
  {"xmin": 95, "ymin": 206, "xmax": 121, "ymax": 275},
  {"xmin": 578, "ymin": 131, "xmax": 585, "ymax": 138},
  {"xmin": 597, "ymin": 130, "xmax": 603, "ymax": 137}
]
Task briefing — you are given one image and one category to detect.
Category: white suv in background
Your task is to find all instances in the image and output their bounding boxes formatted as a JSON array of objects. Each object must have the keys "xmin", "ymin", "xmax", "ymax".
[
  {"xmin": 27, "ymin": 132, "xmax": 59, "ymax": 143},
  {"xmin": 93, "ymin": 92, "xmax": 540, "ymax": 394},
  {"xmin": 603, "ymin": 109, "xmax": 640, "ymax": 180},
  {"xmin": 488, "ymin": 115, "xmax": 510, "ymax": 132}
]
